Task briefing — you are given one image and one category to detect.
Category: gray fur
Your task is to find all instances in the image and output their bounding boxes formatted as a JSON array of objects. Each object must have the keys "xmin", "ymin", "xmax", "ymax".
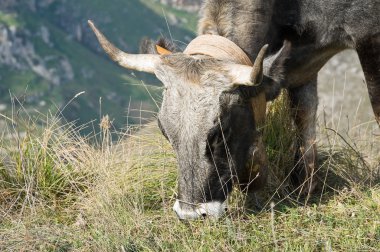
[
  {"xmin": 198, "ymin": 0, "xmax": 380, "ymax": 193},
  {"xmin": 141, "ymin": 0, "xmax": 380, "ymax": 213},
  {"xmin": 155, "ymin": 54, "xmax": 266, "ymax": 206},
  {"xmin": 146, "ymin": 42, "xmax": 289, "ymax": 209}
]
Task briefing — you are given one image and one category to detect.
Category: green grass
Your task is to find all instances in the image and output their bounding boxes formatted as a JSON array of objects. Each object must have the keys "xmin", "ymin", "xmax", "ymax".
[
  {"xmin": 1, "ymin": 93, "xmax": 379, "ymax": 251},
  {"xmin": 0, "ymin": 11, "xmax": 21, "ymax": 27},
  {"xmin": 0, "ymin": 116, "xmax": 94, "ymax": 216}
]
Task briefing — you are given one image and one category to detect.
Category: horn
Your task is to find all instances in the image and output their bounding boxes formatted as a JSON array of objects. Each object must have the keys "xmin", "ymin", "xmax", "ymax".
[
  {"xmin": 88, "ymin": 20, "xmax": 160, "ymax": 74},
  {"xmin": 250, "ymin": 44, "xmax": 268, "ymax": 85},
  {"xmin": 226, "ymin": 64, "xmax": 255, "ymax": 85},
  {"xmin": 226, "ymin": 44, "xmax": 268, "ymax": 87}
]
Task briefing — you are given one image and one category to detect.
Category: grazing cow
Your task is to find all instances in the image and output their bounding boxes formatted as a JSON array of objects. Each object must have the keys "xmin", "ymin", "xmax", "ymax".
[{"xmin": 88, "ymin": 0, "xmax": 379, "ymax": 220}]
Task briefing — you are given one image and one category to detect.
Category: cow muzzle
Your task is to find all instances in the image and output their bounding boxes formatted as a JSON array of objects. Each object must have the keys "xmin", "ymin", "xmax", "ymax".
[{"xmin": 173, "ymin": 200, "xmax": 227, "ymax": 220}]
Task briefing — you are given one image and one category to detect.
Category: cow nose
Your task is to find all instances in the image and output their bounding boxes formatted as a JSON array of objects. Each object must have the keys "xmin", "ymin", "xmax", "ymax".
[{"xmin": 173, "ymin": 200, "xmax": 226, "ymax": 220}]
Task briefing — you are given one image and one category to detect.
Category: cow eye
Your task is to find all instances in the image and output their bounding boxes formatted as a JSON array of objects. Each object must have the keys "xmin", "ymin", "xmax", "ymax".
[{"xmin": 207, "ymin": 126, "xmax": 224, "ymax": 151}]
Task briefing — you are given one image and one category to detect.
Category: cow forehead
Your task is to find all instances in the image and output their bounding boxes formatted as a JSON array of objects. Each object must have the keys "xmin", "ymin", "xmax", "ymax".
[
  {"xmin": 156, "ymin": 53, "xmax": 230, "ymax": 86},
  {"xmin": 159, "ymin": 68, "xmax": 231, "ymax": 118},
  {"xmin": 160, "ymin": 83, "xmax": 223, "ymax": 128}
]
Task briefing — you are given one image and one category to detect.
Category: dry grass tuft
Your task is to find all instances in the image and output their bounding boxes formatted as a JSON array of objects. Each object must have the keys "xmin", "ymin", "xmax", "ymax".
[{"xmin": 1, "ymin": 92, "xmax": 379, "ymax": 251}]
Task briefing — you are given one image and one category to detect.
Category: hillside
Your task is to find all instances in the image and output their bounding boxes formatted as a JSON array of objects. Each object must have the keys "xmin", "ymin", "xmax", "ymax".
[
  {"xmin": 1, "ymin": 0, "xmax": 373, "ymax": 133},
  {"xmin": 0, "ymin": 0, "xmax": 197, "ymax": 130}
]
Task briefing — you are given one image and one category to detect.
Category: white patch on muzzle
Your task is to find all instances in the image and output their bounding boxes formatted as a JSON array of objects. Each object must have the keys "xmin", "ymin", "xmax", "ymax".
[{"xmin": 173, "ymin": 200, "xmax": 227, "ymax": 220}]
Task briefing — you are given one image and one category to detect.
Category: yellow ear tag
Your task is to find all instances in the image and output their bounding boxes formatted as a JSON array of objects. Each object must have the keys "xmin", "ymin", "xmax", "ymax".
[{"xmin": 156, "ymin": 45, "xmax": 172, "ymax": 55}]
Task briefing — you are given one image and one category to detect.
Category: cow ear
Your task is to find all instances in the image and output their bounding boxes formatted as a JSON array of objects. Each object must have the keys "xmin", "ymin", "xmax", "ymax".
[
  {"xmin": 263, "ymin": 40, "xmax": 291, "ymax": 83},
  {"xmin": 237, "ymin": 41, "xmax": 291, "ymax": 100},
  {"xmin": 139, "ymin": 37, "xmax": 178, "ymax": 54},
  {"xmin": 259, "ymin": 41, "xmax": 292, "ymax": 100}
]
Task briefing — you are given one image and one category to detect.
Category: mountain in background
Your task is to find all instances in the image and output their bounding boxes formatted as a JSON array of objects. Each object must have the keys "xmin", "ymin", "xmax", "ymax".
[
  {"xmin": 1, "ymin": 0, "xmax": 370, "ymax": 133},
  {"xmin": 0, "ymin": 0, "xmax": 199, "ymax": 130}
]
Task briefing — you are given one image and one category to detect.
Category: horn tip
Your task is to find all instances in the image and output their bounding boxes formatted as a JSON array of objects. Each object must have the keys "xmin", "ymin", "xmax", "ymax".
[
  {"xmin": 262, "ymin": 44, "xmax": 269, "ymax": 53},
  {"xmin": 88, "ymin": 20, "xmax": 96, "ymax": 30},
  {"xmin": 283, "ymin": 40, "xmax": 292, "ymax": 49},
  {"xmin": 88, "ymin": 20, "xmax": 101, "ymax": 37}
]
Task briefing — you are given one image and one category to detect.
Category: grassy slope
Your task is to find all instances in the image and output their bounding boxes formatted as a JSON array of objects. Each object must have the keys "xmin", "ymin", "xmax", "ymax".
[
  {"xmin": 0, "ymin": 0, "xmax": 195, "ymax": 129},
  {"xmin": 1, "ymin": 2, "xmax": 379, "ymax": 251},
  {"xmin": 1, "ymin": 94, "xmax": 379, "ymax": 251}
]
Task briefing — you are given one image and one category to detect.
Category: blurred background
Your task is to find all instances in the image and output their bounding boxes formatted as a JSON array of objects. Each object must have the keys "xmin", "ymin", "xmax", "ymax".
[{"xmin": 0, "ymin": 0, "xmax": 375, "ymax": 133}]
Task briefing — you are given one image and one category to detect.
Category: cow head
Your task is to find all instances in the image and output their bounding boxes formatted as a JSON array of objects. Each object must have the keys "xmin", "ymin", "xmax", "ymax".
[{"xmin": 88, "ymin": 21, "xmax": 290, "ymax": 220}]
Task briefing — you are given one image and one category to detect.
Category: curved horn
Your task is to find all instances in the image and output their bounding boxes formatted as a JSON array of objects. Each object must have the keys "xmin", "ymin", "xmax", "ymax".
[
  {"xmin": 227, "ymin": 44, "xmax": 268, "ymax": 86},
  {"xmin": 88, "ymin": 20, "xmax": 160, "ymax": 74},
  {"xmin": 250, "ymin": 44, "xmax": 268, "ymax": 85}
]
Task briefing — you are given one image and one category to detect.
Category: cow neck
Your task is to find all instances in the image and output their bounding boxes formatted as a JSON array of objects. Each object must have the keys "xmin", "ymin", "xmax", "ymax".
[{"xmin": 184, "ymin": 34, "xmax": 267, "ymax": 126}]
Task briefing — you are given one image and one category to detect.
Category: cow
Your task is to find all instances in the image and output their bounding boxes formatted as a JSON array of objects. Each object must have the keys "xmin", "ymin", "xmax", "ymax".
[{"xmin": 88, "ymin": 0, "xmax": 380, "ymax": 220}]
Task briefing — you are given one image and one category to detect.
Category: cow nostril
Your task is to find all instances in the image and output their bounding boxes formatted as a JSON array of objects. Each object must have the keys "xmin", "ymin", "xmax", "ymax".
[{"xmin": 201, "ymin": 213, "xmax": 207, "ymax": 218}]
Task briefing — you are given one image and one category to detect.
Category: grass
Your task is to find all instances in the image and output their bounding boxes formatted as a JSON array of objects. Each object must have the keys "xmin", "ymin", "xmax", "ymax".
[
  {"xmin": 0, "ymin": 116, "xmax": 93, "ymax": 217},
  {"xmin": 1, "ymin": 91, "xmax": 379, "ymax": 251},
  {"xmin": 0, "ymin": 11, "xmax": 21, "ymax": 27}
]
